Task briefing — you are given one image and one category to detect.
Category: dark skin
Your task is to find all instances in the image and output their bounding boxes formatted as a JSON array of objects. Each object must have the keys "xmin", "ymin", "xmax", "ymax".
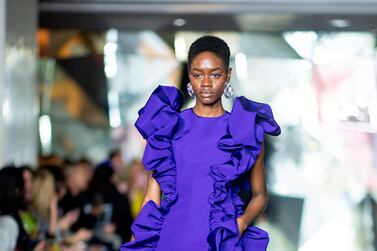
[
  {"xmin": 189, "ymin": 51, "xmax": 231, "ymax": 116},
  {"xmin": 131, "ymin": 51, "xmax": 268, "ymax": 240}
]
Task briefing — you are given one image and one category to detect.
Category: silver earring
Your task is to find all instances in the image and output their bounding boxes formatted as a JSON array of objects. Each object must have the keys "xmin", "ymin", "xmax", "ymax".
[
  {"xmin": 187, "ymin": 82, "xmax": 195, "ymax": 98},
  {"xmin": 223, "ymin": 83, "xmax": 234, "ymax": 98}
]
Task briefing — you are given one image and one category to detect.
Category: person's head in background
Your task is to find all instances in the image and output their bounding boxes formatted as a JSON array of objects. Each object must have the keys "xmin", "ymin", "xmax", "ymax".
[
  {"xmin": 63, "ymin": 161, "xmax": 91, "ymax": 197},
  {"xmin": 19, "ymin": 166, "xmax": 34, "ymax": 206},
  {"xmin": 88, "ymin": 162, "xmax": 116, "ymax": 207},
  {"xmin": 78, "ymin": 157, "xmax": 94, "ymax": 181},
  {"xmin": 187, "ymin": 35, "xmax": 232, "ymax": 108},
  {"xmin": 0, "ymin": 166, "xmax": 24, "ymax": 215},
  {"xmin": 41, "ymin": 164, "xmax": 67, "ymax": 200},
  {"xmin": 109, "ymin": 149, "xmax": 124, "ymax": 174},
  {"xmin": 91, "ymin": 162, "xmax": 116, "ymax": 189},
  {"xmin": 30, "ymin": 168, "xmax": 55, "ymax": 220}
]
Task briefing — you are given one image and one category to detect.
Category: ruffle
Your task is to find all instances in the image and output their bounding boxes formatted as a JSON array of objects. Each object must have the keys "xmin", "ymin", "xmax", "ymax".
[
  {"xmin": 207, "ymin": 96, "xmax": 281, "ymax": 251},
  {"xmin": 120, "ymin": 85, "xmax": 183, "ymax": 251}
]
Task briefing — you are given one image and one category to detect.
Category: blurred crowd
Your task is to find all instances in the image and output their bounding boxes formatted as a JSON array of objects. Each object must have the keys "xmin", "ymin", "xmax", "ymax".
[{"xmin": 0, "ymin": 151, "xmax": 149, "ymax": 251}]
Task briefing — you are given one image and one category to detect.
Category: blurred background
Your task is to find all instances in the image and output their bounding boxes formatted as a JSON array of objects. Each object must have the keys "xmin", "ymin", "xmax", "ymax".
[{"xmin": 1, "ymin": 0, "xmax": 377, "ymax": 250}]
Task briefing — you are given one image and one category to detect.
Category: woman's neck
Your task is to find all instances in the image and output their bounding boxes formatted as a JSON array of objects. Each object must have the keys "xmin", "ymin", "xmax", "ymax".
[{"xmin": 193, "ymin": 102, "xmax": 225, "ymax": 117}]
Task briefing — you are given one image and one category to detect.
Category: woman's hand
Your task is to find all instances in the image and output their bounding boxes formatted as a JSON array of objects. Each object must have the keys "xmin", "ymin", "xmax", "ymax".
[
  {"xmin": 236, "ymin": 216, "xmax": 248, "ymax": 237},
  {"xmin": 33, "ymin": 241, "xmax": 46, "ymax": 251},
  {"xmin": 59, "ymin": 209, "xmax": 80, "ymax": 231},
  {"xmin": 65, "ymin": 228, "xmax": 93, "ymax": 244},
  {"xmin": 103, "ymin": 223, "xmax": 116, "ymax": 235}
]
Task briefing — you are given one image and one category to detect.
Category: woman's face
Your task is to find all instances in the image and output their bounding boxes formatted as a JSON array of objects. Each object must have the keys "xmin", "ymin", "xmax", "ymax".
[
  {"xmin": 23, "ymin": 169, "xmax": 33, "ymax": 203},
  {"xmin": 189, "ymin": 51, "xmax": 231, "ymax": 105}
]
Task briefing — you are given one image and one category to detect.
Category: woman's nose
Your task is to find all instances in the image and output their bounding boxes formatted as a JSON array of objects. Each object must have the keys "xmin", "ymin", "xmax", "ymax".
[{"xmin": 201, "ymin": 74, "xmax": 212, "ymax": 87}]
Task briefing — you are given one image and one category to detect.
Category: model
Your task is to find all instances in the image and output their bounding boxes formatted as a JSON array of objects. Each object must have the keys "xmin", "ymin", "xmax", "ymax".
[{"xmin": 120, "ymin": 35, "xmax": 281, "ymax": 251}]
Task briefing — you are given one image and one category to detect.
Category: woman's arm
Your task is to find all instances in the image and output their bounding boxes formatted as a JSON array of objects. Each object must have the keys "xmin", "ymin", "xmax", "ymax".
[
  {"xmin": 49, "ymin": 193, "xmax": 59, "ymax": 236},
  {"xmin": 139, "ymin": 171, "xmax": 162, "ymax": 209},
  {"xmin": 130, "ymin": 171, "xmax": 161, "ymax": 241},
  {"xmin": 237, "ymin": 142, "xmax": 269, "ymax": 236}
]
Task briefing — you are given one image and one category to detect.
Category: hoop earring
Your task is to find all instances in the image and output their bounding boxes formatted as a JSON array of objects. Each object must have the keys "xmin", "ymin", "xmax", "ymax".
[
  {"xmin": 187, "ymin": 82, "xmax": 195, "ymax": 98},
  {"xmin": 223, "ymin": 82, "xmax": 234, "ymax": 98}
]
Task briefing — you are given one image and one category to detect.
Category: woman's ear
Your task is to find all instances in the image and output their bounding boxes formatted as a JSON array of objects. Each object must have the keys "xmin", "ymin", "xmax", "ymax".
[{"xmin": 227, "ymin": 67, "xmax": 232, "ymax": 82}]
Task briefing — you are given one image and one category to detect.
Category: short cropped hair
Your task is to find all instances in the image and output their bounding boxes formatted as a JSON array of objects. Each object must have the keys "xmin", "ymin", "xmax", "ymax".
[{"xmin": 187, "ymin": 35, "xmax": 230, "ymax": 70}]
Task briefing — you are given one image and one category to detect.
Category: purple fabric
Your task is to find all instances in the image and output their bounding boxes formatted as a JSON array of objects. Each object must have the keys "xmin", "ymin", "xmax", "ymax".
[{"xmin": 120, "ymin": 85, "xmax": 281, "ymax": 251}]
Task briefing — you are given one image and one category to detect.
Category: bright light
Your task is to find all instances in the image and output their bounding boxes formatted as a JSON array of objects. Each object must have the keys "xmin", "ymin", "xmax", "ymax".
[
  {"xmin": 109, "ymin": 108, "xmax": 121, "ymax": 128},
  {"xmin": 283, "ymin": 31, "xmax": 318, "ymax": 60},
  {"xmin": 104, "ymin": 42, "xmax": 118, "ymax": 55},
  {"xmin": 330, "ymin": 19, "xmax": 351, "ymax": 28},
  {"xmin": 311, "ymin": 33, "xmax": 373, "ymax": 65},
  {"xmin": 173, "ymin": 18, "xmax": 186, "ymax": 27},
  {"xmin": 106, "ymin": 28, "xmax": 118, "ymax": 42},
  {"xmin": 235, "ymin": 52, "xmax": 248, "ymax": 81},
  {"xmin": 2, "ymin": 98, "xmax": 9, "ymax": 120},
  {"xmin": 105, "ymin": 29, "xmax": 121, "ymax": 127},
  {"xmin": 104, "ymin": 29, "xmax": 119, "ymax": 78},
  {"xmin": 39, "ymin": 115, "xmax": 52, "ymax": 154},
  {"xmin": 104, "ymin": 63, "xmax": 118, "ymax": 78},
  {"xmin": 104, "ymin": 42, "xmax": 118, "ymax": 78},
  {"xmin": 108, "ymin": 90, "xmax": 121, "ymax": 128},
  {"xmin": 174, "ymin": 35, "xmax": 187, "ymax": 61}
]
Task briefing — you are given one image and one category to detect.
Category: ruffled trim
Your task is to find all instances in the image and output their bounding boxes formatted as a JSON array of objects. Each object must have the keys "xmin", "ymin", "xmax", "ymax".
[
  {"xmin": 207, "ymin": 96, "xmax": 281, "ymax": 251},
  {"xmin": 120, "ymin": 85, "xmax": 183, "ymax": 251}
]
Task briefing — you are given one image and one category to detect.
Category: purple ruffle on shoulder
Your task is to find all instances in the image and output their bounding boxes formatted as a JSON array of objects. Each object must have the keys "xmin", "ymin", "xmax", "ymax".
[
  {"xmin": 207, "ymin": 96, "xmax": 281, "ymax": 251},
  {"xmin": 120, "ymin": 85, "xmax": 183, "ymax": 251}
]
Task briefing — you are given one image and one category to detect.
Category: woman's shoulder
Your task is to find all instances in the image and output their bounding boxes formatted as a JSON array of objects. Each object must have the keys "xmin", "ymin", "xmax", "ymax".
[
  {"xmin": 0, "ymin": 215, "xmax": 18, "ymax": 228},
  {"xmin": 0, "ymin": 215, "xmax": 19, "ymax": 240},
  {"xmin": 143, "ymin": 85, "xmax": 184, "ymax": 112},
  {"xmin": 233, "ymin": 96, "xmax": 274, "ymax": 114},
  {"xmin": 134, "ymin": 85, "xmax": 184, "ymax": 139},
  {"xmin": 228, "ymin": 95, "xmax": 281, "ymax": 137}
]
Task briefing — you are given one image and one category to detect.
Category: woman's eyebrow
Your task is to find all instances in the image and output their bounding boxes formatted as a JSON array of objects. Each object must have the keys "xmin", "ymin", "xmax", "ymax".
[{"xmin": 191, "ymin": 67, "xmax": 222, "ymax": 72}]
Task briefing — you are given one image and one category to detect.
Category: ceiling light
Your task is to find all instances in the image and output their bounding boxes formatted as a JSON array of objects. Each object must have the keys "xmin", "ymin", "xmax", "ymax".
[
  {"xmin": 173, "ymin": 18, "xmax": 186, "ymax": 27},
  {"xmin": 330, "ymin": 19, "xmax": 351, "ymax": 28}
]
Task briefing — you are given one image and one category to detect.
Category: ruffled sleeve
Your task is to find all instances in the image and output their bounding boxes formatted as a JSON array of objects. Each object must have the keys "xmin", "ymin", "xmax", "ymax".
[
  {"xmin": 207, "ymin": 96, "xmax": 281, "ymax": 251},
  {"xmin": 120, "ymin": 85, "xmax": 183, "ymax": 251}
]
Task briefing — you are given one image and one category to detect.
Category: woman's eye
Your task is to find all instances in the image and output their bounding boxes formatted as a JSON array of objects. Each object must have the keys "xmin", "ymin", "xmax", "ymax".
[
  {"xmin": 194, "ymin": 74, "xmax": 201, "ymax": 78},
  {"xmin": 212, "ymin": 73, "xmax": 221, "ymax": 78}
]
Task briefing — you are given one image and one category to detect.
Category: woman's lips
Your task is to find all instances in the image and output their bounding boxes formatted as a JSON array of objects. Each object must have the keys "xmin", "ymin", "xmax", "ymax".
[{"xmin": 200, "ymin": 92, "xmax": 214, "ymax": 97}]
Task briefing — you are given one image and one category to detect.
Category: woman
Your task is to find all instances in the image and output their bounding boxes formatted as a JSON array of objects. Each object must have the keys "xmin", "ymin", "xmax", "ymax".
[
  {"xmin": 0, "ymin": 167, "xmax": 21, "ymax": 251},
  {"xmin": 30, "ymin": 168, "xmax": 59, "ymax": 239},
  {"xmin": 121, "ymin": 35, "xmax": 281, "ymax": 251},
  {"xmin": 0, "ymin": 166, "xmax": 46, "ymax": 251}
]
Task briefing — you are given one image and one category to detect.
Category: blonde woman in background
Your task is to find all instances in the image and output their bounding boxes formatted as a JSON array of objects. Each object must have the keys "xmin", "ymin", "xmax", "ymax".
[
  {"xmin": 31, "ymin": 168, "xmax": 92, "ymax": 249},
  {"xmin": 30, "ymin": 168, "xmax": 59, "ymax": 239}
]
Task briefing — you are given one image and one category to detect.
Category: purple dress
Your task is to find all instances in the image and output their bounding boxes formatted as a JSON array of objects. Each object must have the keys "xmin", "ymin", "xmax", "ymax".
[{"xmin": 120, "ymin": 85, "xmax": 281, "ymax": 251}]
